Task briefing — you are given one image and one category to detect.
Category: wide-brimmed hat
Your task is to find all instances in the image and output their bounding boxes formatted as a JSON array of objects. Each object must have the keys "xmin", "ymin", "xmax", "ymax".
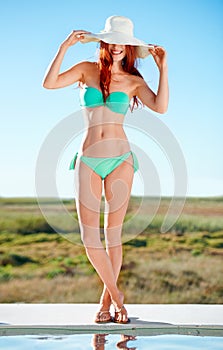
[{"xmin": 80, "ymin": 15, "xmax": 153, "ymax": 59}]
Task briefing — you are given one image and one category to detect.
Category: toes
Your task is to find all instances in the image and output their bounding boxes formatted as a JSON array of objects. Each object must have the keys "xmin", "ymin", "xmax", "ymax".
[
  {"xmin": 114, "ymin": 308, "xmax": 129, "ymax": 323},
  {"xmin": 122, "ymin": 314, "xmax": 128, "ymax": 323}
]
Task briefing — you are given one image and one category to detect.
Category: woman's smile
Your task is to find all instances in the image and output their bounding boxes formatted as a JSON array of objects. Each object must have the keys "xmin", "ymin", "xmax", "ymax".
[
  {"xmin": 109, "ymin": 44, "xmax": 126, "ymax": 60},
  {"xmin": 111, "ymin": 49, "xmax": 123, "ymax": 55}
]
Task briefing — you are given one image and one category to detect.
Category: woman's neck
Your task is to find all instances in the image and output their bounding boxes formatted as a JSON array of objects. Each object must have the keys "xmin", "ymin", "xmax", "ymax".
[{"xmin": 111, "ymin": 61, "xmax": 124, "ymax": 74}]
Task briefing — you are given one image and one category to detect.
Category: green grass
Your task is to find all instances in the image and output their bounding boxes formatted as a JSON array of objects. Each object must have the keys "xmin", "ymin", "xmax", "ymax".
[{"xmin": 0, "ymin": 196, "xmax": 222, "ymax": 303}]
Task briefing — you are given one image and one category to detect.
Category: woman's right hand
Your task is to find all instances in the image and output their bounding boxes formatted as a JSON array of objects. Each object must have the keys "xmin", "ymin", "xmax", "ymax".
[
  {"xmin": 43, "ymin": 30, "xmax": 90, "ymax": 89},
  {"xmin": 60, "ymin": 30, "xmax": 90, "ymax": 49}
]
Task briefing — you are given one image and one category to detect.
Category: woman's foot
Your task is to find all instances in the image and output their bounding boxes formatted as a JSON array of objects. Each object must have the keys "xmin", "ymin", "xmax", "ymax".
[
  {"xmin": 94, "ymin": 309, "xmax": 112, "ymax": 323},
  {"xmin": 113, "ymin": 305, "xmax": 130, "ymax": 324},
  {"xmin": 112, "ymin": 292, "xmax": 129, "ymax": 324},
  {"xmin": 94, "ymin": 294, "xmax": 113, "ymax": 323}
]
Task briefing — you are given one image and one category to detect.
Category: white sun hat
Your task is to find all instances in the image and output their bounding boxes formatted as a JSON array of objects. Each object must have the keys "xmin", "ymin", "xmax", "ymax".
[{"xmin": 79, "ymin": 15, "xmax": 154, "ymax": 58}]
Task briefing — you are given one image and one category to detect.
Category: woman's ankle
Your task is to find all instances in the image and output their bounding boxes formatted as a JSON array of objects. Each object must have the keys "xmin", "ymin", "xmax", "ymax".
[
  {"xmin": 99, "ymin": 295, "xmax": 111, "ymax": 310},
  {"xmin": 100, "ymin": 292, "xmax": 111, "ymax": 302}
]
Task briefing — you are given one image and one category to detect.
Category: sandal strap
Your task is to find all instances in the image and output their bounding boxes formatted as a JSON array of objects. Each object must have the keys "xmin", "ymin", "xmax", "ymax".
[
  {"xmin": 94, "ymin": 310, "xmax": 112, "ymax": 323},
  {"xmin": 114, "ymin": 305, "xmax": 125, "ymax": 313},
  {"xmin": 97, "ymin": 310, "xmax": 110, "ymax": 315}
]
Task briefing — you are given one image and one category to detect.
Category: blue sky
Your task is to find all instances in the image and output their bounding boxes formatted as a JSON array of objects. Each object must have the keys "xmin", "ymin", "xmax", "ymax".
[{"xmin": 0, "ymin": 0, "xmax": 222, "ymax": 197}]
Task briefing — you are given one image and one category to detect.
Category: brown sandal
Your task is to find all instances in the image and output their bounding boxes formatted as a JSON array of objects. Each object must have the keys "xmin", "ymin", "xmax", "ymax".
[
  {"xmin": 113, "ymin": 305, "xmax": 130, "ymax": 324},
  {"xmin": 94, "ymin": 310, "xmax": 112, "ymax": 323}
]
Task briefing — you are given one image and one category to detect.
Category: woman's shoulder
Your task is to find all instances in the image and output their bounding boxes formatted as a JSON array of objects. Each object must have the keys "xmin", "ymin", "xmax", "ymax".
[
  {"xmin": 126, "ymin": 73, "xmax": 146, "ymax": 89},
  {"xmin": 74, "ymin": 61, "xmax": 98, "ymax": 77},
  {"xmin": 130, "ymin": 73, "xmax": 145, "ymax": 83},
  {"xmin": 74, "ymin": 61, "xmax": 98, "ymax": 84},
  {"xmin": 124, "ymin": 74, "xmax": 149, "ymax": 97}
]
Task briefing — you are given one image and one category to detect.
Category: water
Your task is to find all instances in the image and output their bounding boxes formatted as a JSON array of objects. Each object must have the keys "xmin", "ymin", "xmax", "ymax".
[{"xmin": 0, "ymin": 334, "xmax": 223, "ymax": 349}]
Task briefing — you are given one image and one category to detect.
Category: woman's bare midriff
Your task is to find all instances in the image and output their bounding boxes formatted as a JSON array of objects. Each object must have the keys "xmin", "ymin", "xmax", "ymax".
[{"xmin": 79, "ymin": 106, "xmax": 131, "ymax": 157}]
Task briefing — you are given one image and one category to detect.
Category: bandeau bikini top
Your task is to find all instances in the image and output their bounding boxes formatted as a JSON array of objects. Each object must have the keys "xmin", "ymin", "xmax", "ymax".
[{"xmin": 79, "ymin": 86, "xmax": 130, "ymax": 115}]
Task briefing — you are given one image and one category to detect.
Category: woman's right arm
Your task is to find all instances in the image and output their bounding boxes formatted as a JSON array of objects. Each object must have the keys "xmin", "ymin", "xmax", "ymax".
[{"xmin": 42, "ymin": 30, "xmax": 89, "ymax": 89}]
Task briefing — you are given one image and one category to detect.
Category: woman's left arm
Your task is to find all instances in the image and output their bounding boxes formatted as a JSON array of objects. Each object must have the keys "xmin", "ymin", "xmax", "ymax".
[{"xmin": 137, "ymin": 46, "xmax": 169, "ymax": 114}]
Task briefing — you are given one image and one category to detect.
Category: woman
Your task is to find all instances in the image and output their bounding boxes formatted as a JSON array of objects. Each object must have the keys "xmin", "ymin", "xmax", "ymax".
[{"xmin": 43, "ymin": 15, "xmax": 168, "ymax": 324}]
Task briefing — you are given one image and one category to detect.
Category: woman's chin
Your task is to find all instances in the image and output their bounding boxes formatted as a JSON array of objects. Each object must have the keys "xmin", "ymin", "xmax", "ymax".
[{"xmin": 111, "ymin": 55, "xmax": 125, "ymax": 62}]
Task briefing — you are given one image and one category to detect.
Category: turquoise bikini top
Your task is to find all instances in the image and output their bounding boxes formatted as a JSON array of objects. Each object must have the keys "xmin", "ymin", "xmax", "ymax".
[{"xmin": 80, "ymin": 86, "xmax": 130, "ymax": 115}]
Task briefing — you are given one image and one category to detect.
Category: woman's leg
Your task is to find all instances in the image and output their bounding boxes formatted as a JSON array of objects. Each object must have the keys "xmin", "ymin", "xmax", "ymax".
[
  {"xmin": 99, "ymin": 245, "xmax": 123, "ymax": 311},
  {"xmin": 100, "ymin": 154, "xmax": 134, "ymax": 320},
  {"xmin": 75, "ymin": 159, "xmax": 125, "ymax": 317}
]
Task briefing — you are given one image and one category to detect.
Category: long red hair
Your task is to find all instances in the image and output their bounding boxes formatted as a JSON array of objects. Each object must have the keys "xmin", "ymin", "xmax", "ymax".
[{"xmin": 98, "ymin": 41, "xmax": 143, "ymax": 111}]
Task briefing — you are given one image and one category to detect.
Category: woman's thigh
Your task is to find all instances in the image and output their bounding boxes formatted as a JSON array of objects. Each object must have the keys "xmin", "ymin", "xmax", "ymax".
[
  {"xmin": 104, "ymin": 154, "xmax": 134, "ymax": 227},
  {"xmin": 75, "ymin": 159, "xmax": 102, "ymax": 227}
]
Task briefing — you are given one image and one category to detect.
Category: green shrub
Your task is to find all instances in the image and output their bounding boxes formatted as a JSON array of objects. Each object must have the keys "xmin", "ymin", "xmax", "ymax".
[
  {"xmin": 208, "ymin": 239, "xmax": 223, "ymax": 249},
  {"xmin": 17, "ymin": 218, "xmax": 56, "ymax": 235},
  {"xmin": 191, "ymin": 249, "xmax": 203, "ymax": 256},
  {"xmin": 0, "ymin": 253, "xmax": 36, "ymax": 266},
  {"xmin": 46, "ymin": 268, "xmax": 65, "ymax": 279},
  {"xmin": 0, "ymin": 267, "xmax": 13, "ymax": 282},
  {"xmin": 124, "ymin": 238, "xmax": 147, "ymax": 247}
]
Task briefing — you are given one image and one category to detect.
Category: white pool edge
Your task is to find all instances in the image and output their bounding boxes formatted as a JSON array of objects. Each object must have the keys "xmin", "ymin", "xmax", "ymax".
[{"xmin": 0, "ymin": 304, "xmax": 223, "ymax": 336}]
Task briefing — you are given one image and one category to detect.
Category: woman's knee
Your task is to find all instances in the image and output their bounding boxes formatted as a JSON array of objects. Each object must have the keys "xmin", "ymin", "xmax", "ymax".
[
  {"xmin": 77, "ymin": 204, "xmax": 103, "ymax": 248},
  {"xmin": 80, "ymin": 224, "xmax": 103, "ymax": 248},
  {"xmin": 104, "ymin": 224, "xmax": 122, "ymax": 248}
]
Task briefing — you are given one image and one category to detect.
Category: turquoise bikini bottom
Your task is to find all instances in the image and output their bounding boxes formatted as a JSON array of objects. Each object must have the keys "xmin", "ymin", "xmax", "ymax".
[{"xmin": 69, "ymin": 151, "xmax": 139, "ymax": 180}]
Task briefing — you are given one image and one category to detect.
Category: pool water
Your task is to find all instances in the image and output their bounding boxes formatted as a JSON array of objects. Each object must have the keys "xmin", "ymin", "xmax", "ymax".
[{"xmin": 0, "ymin": 334, "xmax": 223, "ymax": 349}]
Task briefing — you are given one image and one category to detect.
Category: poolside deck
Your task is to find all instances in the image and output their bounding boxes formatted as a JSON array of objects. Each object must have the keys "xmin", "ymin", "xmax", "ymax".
[{"xmin": 0, "ymin": 304, "xmax": 223, "ymax": 336}]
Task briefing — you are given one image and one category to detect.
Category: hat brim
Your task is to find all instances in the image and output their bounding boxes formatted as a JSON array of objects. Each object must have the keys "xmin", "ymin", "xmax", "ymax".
[{"xmin": 80, "ymin": 32, "xmax": 153, "ymax": 58}]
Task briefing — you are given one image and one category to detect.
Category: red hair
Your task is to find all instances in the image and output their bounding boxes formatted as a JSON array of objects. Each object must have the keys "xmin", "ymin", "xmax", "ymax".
[{"xmin": 98, "ymin": 41, "xmax": 143, "ymax": 111}]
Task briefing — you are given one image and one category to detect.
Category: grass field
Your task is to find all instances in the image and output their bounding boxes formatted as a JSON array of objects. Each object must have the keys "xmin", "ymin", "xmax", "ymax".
[{"xmin": 0, "ymin": 196, "xmax": 223, "ymax": 303}]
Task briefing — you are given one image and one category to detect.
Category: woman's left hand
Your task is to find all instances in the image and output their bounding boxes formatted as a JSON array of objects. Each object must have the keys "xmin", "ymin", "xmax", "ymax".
[{"xmin": 149, "ymin": 46, "xmax": 167, "ymax": 71}]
